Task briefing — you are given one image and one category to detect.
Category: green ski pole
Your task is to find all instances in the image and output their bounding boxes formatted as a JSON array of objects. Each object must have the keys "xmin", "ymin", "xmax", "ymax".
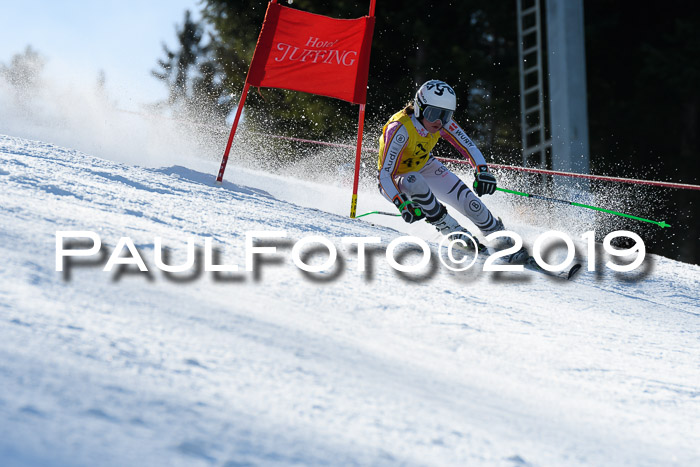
[
  {"xmin": 355, "ymin": 210, "xmax": 400, "ymax": 218},
  {"xmin": 356, "ymin": 204, "xmax": 423, "ymax": 219},
  {"xmin": 496, "ymin": 187, "xmax": 670, "ymax": 228}
]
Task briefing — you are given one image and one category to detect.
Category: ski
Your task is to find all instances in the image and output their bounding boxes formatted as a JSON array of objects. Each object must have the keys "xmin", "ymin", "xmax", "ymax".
[
  {"xmin": 523, "ymin": 256, "xmax": 582, "ymax": 280},
  {"xmin": 356, "ymin": 226, "xmax": 583, "ymax": 280},
  {"xmin": 447, "ymin": 242, "xmax": 582, "ymax": 280}
]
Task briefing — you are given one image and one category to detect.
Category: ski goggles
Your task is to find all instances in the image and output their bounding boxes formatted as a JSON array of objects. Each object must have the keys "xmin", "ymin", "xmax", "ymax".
[{"xmin": 422, "ymin": 105, "xmax": 453, "ymax": 124}]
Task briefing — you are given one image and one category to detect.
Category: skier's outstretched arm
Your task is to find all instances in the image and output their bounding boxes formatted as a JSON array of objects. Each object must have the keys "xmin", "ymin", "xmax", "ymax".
[
  {"xmin": 439, "ymin": 120, "xmax": 488, "ymax": 169},
  {"xmin": 440, "ymin": 121, "xmax": 497, "ymax": 196}
]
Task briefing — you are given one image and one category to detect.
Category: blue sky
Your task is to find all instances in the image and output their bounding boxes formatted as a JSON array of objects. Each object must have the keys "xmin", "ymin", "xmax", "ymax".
[{"xmin": 0, "ymin": 0, "xmax": 204, "ymax": 109}]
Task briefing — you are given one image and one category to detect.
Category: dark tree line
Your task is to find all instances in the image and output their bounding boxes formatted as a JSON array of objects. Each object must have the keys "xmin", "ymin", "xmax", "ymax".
[
  {"xmin": 152, "ymin": 10, "xmax": 231, "ymax": 127},
  {"xmin": 154, "ymin": 1, "xmax": 699, "ymax": 264},
  {"xmin": 584, "ymin": 2, "xmax": 700, "ymax": 263}
]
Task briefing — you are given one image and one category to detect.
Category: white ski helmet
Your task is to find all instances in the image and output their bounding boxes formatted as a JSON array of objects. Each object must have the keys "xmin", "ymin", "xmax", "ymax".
[{"xmin": 414, "ymin": 80, "xmax": 457, "ymax": 123}]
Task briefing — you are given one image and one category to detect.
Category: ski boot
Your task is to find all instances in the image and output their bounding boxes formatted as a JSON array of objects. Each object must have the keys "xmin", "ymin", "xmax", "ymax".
[
  {"xmin": 488, "ymin": 218, "xmax": 529, "ymax": 264},
  {"xmin": 427, "ymin": 205, "xmax": 487, "ymax": 253}
]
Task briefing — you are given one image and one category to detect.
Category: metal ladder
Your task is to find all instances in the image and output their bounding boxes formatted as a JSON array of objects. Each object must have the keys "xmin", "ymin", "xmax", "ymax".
[{"xmin": 517, "ymin": 0, "xmax": 550, "ymax": 169}]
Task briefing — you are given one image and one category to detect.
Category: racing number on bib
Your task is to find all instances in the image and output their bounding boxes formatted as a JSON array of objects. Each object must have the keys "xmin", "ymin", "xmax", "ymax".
[{"xmin": 401, "ymin": 144, "xmax": 429, "ymax": 169}]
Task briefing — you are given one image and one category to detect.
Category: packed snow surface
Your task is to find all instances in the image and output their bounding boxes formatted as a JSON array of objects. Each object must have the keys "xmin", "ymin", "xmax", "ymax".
[{"xmin": 1, "ymin": 134, "xmax": 699, "ymax": 466}]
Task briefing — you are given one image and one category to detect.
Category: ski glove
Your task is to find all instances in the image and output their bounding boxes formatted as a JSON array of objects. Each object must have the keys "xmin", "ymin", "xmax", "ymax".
[
  {"xmin": 393, "ymin": 193, "xmax": 425, "ymax": 224},
  {"xmin": 473, "ymin": 165, "xmax": 497, "ymax": 196}
]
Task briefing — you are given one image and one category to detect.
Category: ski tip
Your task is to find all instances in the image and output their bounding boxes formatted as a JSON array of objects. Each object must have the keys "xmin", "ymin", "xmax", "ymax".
[{"xmin": 567, "ymin": 263, "xmax": 583, "ymax": 280}]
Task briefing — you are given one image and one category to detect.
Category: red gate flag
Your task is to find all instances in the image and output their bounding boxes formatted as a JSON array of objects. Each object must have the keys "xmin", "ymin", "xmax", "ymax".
[
  {"xmin": 217, "ymin": 0, "xmax": 376, "ymax": 217},
  {"xmin": 247, "ymin": 2, "xmax": 375, "ymax": 105}
]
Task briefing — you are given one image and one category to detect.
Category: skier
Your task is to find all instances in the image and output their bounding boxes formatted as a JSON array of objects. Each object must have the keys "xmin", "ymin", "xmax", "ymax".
[{"xmin": 377, "ymin": 79, "xmax": 528, "ymax": 262}]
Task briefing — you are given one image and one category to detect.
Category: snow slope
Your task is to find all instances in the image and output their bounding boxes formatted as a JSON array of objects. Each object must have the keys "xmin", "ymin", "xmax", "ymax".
[{"xmin": 1, "ymin": 133, "xmax": 699, "ymax": 466}]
